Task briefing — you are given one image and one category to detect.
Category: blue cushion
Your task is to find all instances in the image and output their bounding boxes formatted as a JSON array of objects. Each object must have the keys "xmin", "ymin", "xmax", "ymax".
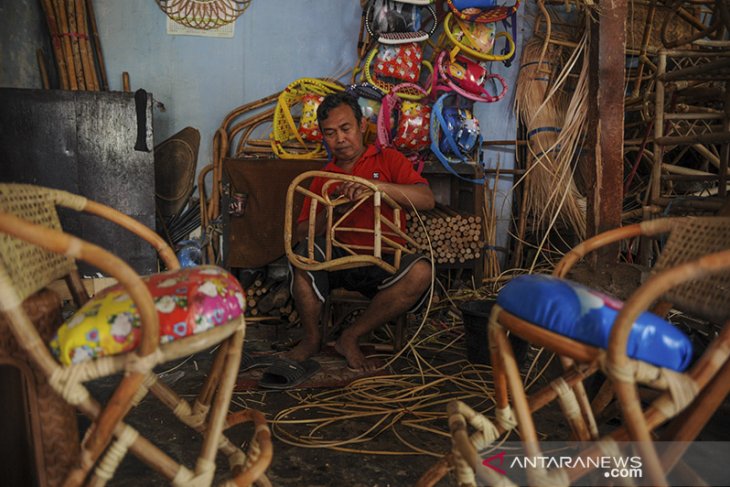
[{"xmin": 496, "ymin": 275, "xmax": 693, "ymax": 372}]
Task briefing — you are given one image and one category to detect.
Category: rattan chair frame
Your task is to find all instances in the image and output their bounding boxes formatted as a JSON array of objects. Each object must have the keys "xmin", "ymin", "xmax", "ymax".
[
  {"xmin": 284, "ymin": 171, "xmax": 419, "ymax": 274},
  {"xmin": 493, "ymin": 217, "xmax": 729, "ymax": 486},
  {"xmin": 0, "ymin": 184, "xmax": 271, "ymax": 486},
  {"xmin": 423, "ymin": 216, "xmax": 730, "ymax": 487}
]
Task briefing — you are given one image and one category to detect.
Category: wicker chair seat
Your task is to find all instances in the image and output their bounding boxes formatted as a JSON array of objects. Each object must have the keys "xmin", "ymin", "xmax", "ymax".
[
  {"xmin": 498, "ymin": 274, "xmax": 693, "ymax": 371},
  {"xmin": 51, "ymin": 265, "xmax": 244, "ymax": 365}
]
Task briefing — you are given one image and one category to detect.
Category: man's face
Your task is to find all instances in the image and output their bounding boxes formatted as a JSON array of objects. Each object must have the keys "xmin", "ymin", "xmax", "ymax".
[{"xmin": 320, "ymin": 103, "xmax": 367, "ymax": 165}]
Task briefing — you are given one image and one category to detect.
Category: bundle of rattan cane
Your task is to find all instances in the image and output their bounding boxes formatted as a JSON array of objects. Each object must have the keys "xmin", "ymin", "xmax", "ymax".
[
  {"xmin": 515, "ymin": 34, "xmax": 588, "ymax": 256},
  {"xmin": 39, "ymin": 0, "xmax": 107, "ymax": 91},
  {"xmin": 406, "ymin": 205, "xmax": 483, "ymax": 265}
]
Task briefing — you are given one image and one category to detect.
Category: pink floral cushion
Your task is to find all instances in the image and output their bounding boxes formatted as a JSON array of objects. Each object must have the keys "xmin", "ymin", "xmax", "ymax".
[{"xmin": 50, "ymin": 265, "xmax": 245, "ymax": 365}]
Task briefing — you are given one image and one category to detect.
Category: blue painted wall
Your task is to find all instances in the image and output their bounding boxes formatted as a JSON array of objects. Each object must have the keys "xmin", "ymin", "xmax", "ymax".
[
  {"xmin": 93, "ymin": 0, "xmax": 361, "ymax": 168},
  {"xmin": 0, "ymin": 1, "xmax": 51, "ymax": 89}
]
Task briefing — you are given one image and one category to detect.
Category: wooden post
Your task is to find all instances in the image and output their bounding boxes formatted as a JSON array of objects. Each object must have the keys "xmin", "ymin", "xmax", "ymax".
[{"xmin": 585, "ymin": 0, "xmax": 627, "ymax": 265}]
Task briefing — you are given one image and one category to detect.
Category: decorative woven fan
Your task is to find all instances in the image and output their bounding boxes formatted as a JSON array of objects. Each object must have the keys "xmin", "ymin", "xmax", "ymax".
[{"xmin": 156, "ymin": 0, "xmax": 252, "ymax": 30}]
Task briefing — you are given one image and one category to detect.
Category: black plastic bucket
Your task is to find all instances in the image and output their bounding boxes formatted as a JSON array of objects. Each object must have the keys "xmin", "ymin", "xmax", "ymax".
[{"xmin": 459, "ymin": 299, "xmax": 529, "ymax": 366}]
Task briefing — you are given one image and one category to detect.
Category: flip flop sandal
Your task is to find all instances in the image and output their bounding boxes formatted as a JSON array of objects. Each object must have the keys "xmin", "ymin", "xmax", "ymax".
[
  {"xmin": 239, "ymin": 352, "xmax": 278, "ymax": 372},
  {"xmin": 258, "ymin": 357, "xmax": 321, "ymax": 390}
]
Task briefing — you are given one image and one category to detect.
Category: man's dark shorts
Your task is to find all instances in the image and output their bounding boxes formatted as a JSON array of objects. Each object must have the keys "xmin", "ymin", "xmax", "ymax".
[{"xmin": 290, "ymin": 236, "xmax": 432, "ymax": 313}]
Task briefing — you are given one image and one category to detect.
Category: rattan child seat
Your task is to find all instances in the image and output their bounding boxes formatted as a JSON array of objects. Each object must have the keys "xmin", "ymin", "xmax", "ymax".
[
  {"xmin": 442, "ymin": 12, "xmax": 516, "ymax": 63},
  {"xmin": 423, "ymin": 216, "xmax": 730, "ymax": 487},
  {"xmin": 362, "ymin": 45, "xmax": 433, "ymax": 101},
  {"xmin": 364, "ymin": 0, "xmax": 439, "ymax": 44},
  {"xmin": 271, "ymin": 78, "xmax": 344, "ymax": 160},
  {"xmin": 376, "ymin": 82, "xmax": 432, "ymax": 174},
  {"xmin": 284, "ymin": 171, "xmax": 419, "ymax": 274},
  {"xmin": 433, "ymin": 50, "xmax": 508, "ymax": 103},
  {"xmin": 0, "ymin": 183, "xmax": 272, "ymax": 486}
]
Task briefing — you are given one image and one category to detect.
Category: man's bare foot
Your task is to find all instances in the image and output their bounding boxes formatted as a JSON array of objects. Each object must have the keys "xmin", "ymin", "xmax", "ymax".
[
  {"xmin": 282, "ymin": 337, "xmax": 320, "ymax": 363},
  {"xmin": 334, "ymin": 330, "xmax": 382, "ymax": 372}
]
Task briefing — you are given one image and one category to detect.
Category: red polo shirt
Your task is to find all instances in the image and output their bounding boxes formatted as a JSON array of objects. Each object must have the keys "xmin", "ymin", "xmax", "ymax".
[{"xmin": 297, "ymin": 145, "xmax": 428, "ymax": 251}]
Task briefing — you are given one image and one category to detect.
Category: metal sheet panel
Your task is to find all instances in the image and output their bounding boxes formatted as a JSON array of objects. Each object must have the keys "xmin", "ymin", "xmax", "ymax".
[{"xmin": 0, "ymin": 88, "xmax": 156, "ymax": 275}]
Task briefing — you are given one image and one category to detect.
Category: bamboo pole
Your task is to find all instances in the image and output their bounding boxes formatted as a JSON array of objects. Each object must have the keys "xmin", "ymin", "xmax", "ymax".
[
  {"xmin": 53, "ymin": 0, "xmax": 78, "ymax": 90},
  {"xmin": 40, "ymin": 0, "xmax": 69, "ymax": 89},
  {"xmin": 85, "ymin": 0, "xmax": 108, "ymax": 90},
  {"xmin": 36, "ymin": 49, "xmax": 50, "ymax": 89},
  {"xmin": 76, "ymin": 0, "xmax": 98, "ymax": 90},
  {"xmin": 65, "ymin": 0, "xmax": 86, "ymax": 90}
]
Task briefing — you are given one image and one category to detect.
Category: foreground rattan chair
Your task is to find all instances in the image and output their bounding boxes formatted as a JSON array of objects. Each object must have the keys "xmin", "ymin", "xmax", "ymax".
[
  {"xmin": 0, "ymin": 184, "xmax": 272, "ymax": 486},
  {"xmin": 420, "ymin": 216, "xmax": 730, "ymax": 487}
]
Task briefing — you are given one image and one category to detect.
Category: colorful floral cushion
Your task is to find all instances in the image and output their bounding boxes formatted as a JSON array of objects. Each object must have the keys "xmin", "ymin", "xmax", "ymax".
[
  {"xmin": 50, "ymin": 265, "xmax": 245, "ymax": 365},
  {"xmin": 496, "ymin": 274, "xmax": 693, "ymax": 371}
]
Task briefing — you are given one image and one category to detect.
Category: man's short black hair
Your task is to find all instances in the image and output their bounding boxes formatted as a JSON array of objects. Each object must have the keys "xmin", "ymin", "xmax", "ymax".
[{"xmin": 317, "ymin": 92, "xmax": 363, "ymax": 125}]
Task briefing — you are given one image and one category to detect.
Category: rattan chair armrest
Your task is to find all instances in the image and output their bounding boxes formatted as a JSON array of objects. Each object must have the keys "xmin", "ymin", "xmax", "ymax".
[
  {"xmin": 607, "ymin": 248, "xmax": 730, "ymax": 371},
  {"xmin": 48, "ymin": 187, "xmax": 178, "ymax": 270},
  {"xmin": 553, "ymin": 218, "xmax": 678, "ymax": 277},
  {"xmin": 0, "ymin": 211, "xmax": 160, "ymax": 358}
]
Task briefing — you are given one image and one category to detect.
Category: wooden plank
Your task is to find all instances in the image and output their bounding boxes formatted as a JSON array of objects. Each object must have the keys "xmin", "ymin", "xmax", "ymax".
[
  {"xmin": 585, "ymin": 0, "xmax": 626, "ymax": 263},
  {"xmin": 0, "ymin": 88, "xmax": 157, "ymax": 275}
]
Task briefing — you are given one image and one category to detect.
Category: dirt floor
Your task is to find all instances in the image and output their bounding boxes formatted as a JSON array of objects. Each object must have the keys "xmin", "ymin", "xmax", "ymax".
[{"xmin": 87, "ymin": 263, "xmax": 730, "ymax": 486}]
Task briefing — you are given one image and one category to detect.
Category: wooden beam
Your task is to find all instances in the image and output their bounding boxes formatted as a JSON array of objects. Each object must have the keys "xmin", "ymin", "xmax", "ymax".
[{"xmin": 585, "ymin": 0, "xmax": 627, "ymax": 264}]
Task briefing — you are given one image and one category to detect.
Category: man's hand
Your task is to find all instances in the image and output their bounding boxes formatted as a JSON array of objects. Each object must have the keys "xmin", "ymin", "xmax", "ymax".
[{"xmin": 337, "ymin": 181, "xmax": 373, "ymax": 202}]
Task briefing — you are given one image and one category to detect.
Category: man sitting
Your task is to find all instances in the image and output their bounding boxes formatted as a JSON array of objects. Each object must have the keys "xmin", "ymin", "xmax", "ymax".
[{"xmin": 288, "ymin": 92, "xmax": 435, "ymax": 371}]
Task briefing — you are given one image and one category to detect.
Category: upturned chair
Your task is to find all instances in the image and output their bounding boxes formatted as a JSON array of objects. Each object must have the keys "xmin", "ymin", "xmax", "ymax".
[
  {"xmin": 0, "ymin": 184, "xmax": 272, "ymax": 486},
  {"xmin": 422, "ymin": 216, "xmax": 730, "ymax": 487}
]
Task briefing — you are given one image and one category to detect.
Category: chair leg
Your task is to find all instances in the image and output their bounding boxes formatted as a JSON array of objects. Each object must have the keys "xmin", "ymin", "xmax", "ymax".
[
  {"xmin": 488, "ymin": 316, "xmax": 510, "ymax": 414},
  {"xmin": 320, "ymin": 296, "xmax": 334, "ymax": 348},
  {"xmin": 613, "ymin": 380, "xmax": 669, "ymax": 487},
  {"xmin": 659, "ymin": 357, "xmax": 730, "ymax": 472},
  {"xmin": 551, "ymin": 376, "xmax": 593, "ymax": 441},
  {"xmin": 63, "ymin": 372, "xmax": 149, "ymax": 487},
  {"xmin": 590, "ymin": 376, "xmax": 615, "ymax": 418},
  {"xmin": 143, "ymin": 324, "xmax": 250, "ymax": 473},
  {"xmin": 490, "ymin": 323, "xmax": 541, "ymax": 453},
  {"xmin": 558, "ymin": 356, "xmax": 599, "ymax": 440},
  {"xmin": 195, "ymin": 338, "xmax": 230, "ymax": 409},
  {"xmin": 196, "ymin": 326, "xmax": 245, "ymax": 472}
]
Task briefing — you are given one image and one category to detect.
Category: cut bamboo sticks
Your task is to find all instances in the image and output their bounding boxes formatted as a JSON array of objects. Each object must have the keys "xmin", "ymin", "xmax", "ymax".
[
  {"xmin": 406, "ymin": 205, "xmax": 483, "ymax": 265},
  {"xmin": 243, "ymin": 276, "xmax": 299, "ymax": 324},
  {"xmin": 39, "ymin": 0, "xmax": 107, "ymax": 91}
]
